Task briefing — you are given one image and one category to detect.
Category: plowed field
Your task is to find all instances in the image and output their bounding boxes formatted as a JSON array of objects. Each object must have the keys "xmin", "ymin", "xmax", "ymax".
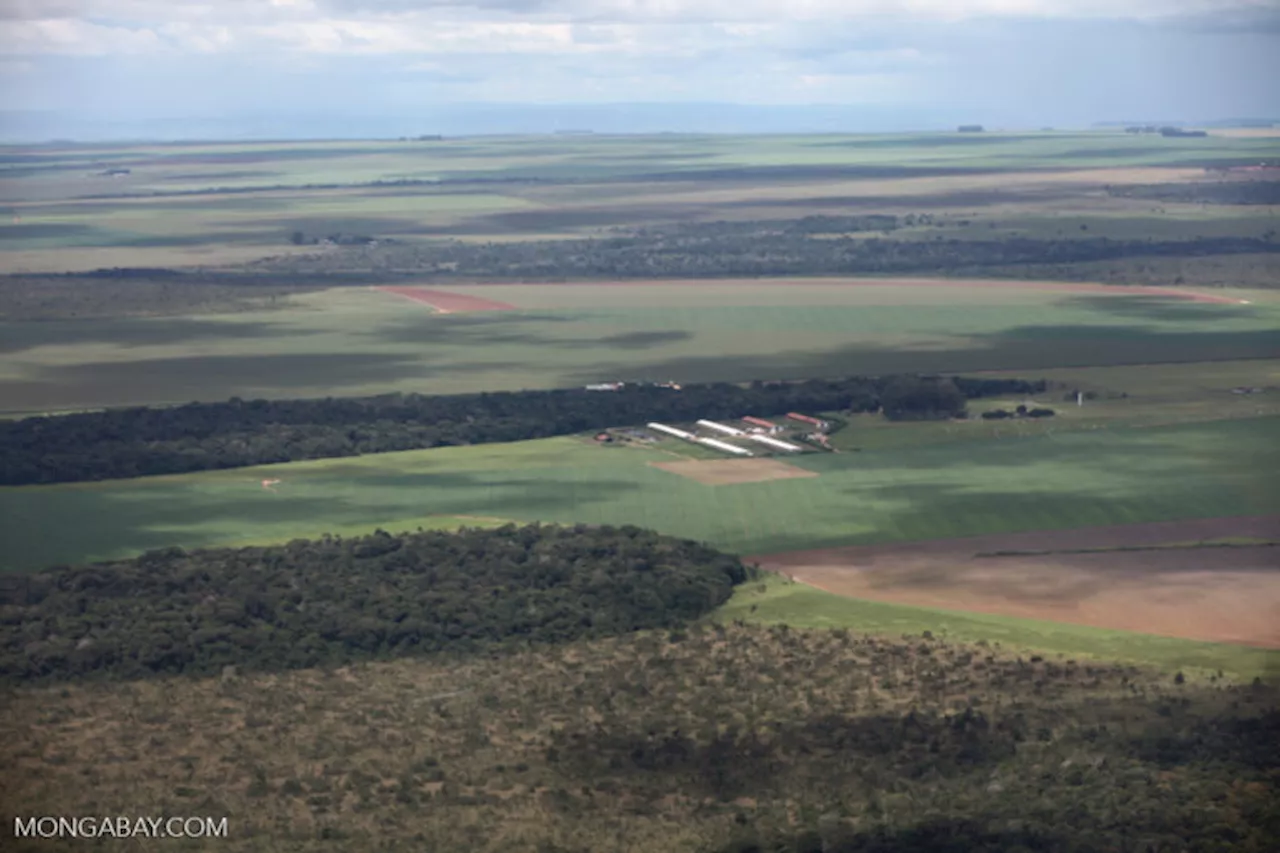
[{"xmin": 753, "ymin": 516, "xmax": 1280, "ymax": 647}]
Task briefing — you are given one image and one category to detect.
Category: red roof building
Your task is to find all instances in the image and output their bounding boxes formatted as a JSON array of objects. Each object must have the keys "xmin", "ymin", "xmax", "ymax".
[{"xmin": 742, "ymin": 416, "xmax": 778, "ymax": 429}]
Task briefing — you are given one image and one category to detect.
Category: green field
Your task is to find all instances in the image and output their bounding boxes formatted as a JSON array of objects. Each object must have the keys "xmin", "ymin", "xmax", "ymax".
[
  {"xmin": 4, "ymin": 414, "xmax": 1277, "ymax": 573},
  {"xmin": 716, "ymin": 575, "xmax": 1277, "ymax": 678},
  {"xmin": 3, "ymin": 281, "xmax": 1277, "ymax": 413}
]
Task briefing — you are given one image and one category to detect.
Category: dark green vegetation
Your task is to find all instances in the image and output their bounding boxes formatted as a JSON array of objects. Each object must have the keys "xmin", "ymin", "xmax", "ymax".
[
  {"xmin": 0, "ymin": 524, "xmax": 746, "ymax": 683},
  {"xmin": 0, "ymin": 374, "xmax": 1040, "ymax": 485},
  {"xmin": 1108, "ymin": 180, "xmax": 1280, "ymax": 206},
  {"xmin": 257, "ymin": 226, "xmax": 1279, "ymax": 281},
  {"xmin": 879, "ymin": 376, "xmax": 967, "ymax": 421},
  {"xmin": 4, "ymin": 623, "xmax": 1276, "ymax": 851}
]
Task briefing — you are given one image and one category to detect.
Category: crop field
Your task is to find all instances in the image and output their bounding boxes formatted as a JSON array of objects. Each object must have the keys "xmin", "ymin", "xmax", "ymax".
[
  {"xmin": 3, "ymin": 413, "xmax": 1276, "ymax": 570},
  {"xmin": 3, "ymin": 279, "xmax": 1277, "ymax": 413}
]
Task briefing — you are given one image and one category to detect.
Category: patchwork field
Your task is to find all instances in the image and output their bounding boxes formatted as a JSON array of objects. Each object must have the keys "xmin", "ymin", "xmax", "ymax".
[{"xmin": 3, "ymin": 278, "xmax": 1276, "ymax": 414}]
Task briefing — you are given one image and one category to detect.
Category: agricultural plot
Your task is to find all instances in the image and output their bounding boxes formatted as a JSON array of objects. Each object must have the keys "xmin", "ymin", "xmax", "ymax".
[{"xmin": 2, "ymin": 279, "xmax": 1276, "ymax": 414}]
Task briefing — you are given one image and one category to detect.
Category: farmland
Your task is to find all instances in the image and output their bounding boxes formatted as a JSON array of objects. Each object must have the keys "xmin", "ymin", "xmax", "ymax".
[
  {"xmin": 3, "ymin": 411, "xmax": 1277, "ymax": 655},
  {"xmin": 2, "ymin": 279, "xmax": 1277, "ymax": 414}
]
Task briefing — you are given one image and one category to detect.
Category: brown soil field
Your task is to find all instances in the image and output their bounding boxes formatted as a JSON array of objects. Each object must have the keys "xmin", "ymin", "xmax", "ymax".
[
  {"xmin": 651, "ymin": 458, "xmax": 819, "ymax": 485},
  {"xmin": 374, "ymin": 285, "xmax": 517, "ymax": 313},
  {"xmin": 752, "ymin": 516, "xmax": 1280, "ymax": 648}
]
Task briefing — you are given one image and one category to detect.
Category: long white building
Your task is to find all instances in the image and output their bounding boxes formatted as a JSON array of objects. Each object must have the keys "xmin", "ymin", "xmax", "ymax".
[
  {"xmin": 647, "ymin": 422, "xmax": 696, "ymax": 440},
  {"xmin": 698, "ymin": 437, "xmax": 753, "ymax": 456},
  {"xmin": 696, "ymin": 419, "xmax": 745, "ymax": 437},
  {"xmin": 747, "ymin": 434, "xmax": 802, "ymax": 452}
]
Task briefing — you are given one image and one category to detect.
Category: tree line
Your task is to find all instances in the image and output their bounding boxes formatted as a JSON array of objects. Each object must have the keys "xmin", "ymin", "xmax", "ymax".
[
  {"xmin": 254, "ymin": 220, "xmax": 1279, "ymax": 281},
  {"xmin": 0, "ymin": 524, "xmax": 747, "ymax": 683},
  {"xmin": 1107, "ymin": 180, "xmax": 1280, "ymax": 206},
  {"xmin": 0, "ymin": 374, "xmax": 1045, "ymax": 485}
]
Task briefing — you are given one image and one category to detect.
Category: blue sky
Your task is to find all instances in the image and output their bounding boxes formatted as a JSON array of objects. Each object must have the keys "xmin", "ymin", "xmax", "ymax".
[{"xmin": 1, "ymin": 1, "xmax": 1278, "ymax": 137}]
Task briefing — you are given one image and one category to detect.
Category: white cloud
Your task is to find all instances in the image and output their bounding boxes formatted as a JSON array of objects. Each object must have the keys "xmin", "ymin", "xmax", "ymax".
[
  {"xmin": 1, "ymin": 0, "xmax": 1273, "ymax": 57},
  {"xmin": 0, "ymin": 18, "xmax": 164, "ymax": 55}
]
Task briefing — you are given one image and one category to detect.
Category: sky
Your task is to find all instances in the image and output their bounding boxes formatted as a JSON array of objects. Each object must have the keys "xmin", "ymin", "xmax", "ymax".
[{"xmin": 1, "ymin": 0, "xmax": 1278, "ymax": 138}]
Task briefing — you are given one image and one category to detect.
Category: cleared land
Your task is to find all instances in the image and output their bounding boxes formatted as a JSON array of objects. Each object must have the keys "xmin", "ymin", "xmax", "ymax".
[
  {"xmin": 651, "ymin": 458, "xmax": 818, "ymax": 485},
  {"xmin": 753, "ymin": 516, "xmax": 1280, "ymax": 648},
  {"xmin": 3, "ymin": 279, "xmax": 1276, "ymax": 413},
  {"xmin": 373, "ymin": 285, "xmax": 517, "ymax": 313}
]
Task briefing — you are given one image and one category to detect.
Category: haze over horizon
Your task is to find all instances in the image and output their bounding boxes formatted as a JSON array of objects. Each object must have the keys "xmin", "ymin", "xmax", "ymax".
[{"xmin": 2, "ymin": 0, "xmax": 1279, "ymax": 140}]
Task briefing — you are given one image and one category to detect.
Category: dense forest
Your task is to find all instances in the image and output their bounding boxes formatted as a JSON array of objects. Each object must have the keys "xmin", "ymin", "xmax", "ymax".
[
  {"xmin": 0, "ymin": 524, "xmax": 747, "ymax": 682},
  {"xmin": 0, "ymin": 374, "xmax": 1044, "ymax": 485},
  {"xmin": 5, "ymin": 620, "xmax": 1276, "ymax": 851}
]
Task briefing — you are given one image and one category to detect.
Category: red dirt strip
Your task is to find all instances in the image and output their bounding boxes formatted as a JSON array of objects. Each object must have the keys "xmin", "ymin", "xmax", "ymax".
[
  {"xmin": 375, "ymin": 286, "xmax": 517, "ymax": 313},
  {"xmin": 751, "ymin": 516, "xmax": 1280, "ymax": 648}
]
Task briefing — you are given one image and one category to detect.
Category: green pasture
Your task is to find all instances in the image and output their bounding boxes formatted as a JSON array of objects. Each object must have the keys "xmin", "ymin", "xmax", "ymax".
[
  {"xmin": 2, "ymin": 281, "xmax": 1277, "ymax": 413},
  {"xmin": 3, "ymin": 415, "xmax": 1277, "ymax": 573},
  {"xmin": 716, "ymin": 575, "xmax": 1279, "ymax": 679}
]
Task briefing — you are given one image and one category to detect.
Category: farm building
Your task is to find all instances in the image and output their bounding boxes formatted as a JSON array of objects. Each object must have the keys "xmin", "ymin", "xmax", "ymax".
[
  {"xmin": 697, "ymin": 419, "xmax": 746, "ymax": 437},
  {"xmin": 742, "ymin": 416, "xmax": 781, "ymax": 433},
  {"xmin": 648, "ymin": 422, "xmax": 696, "ymax": 440},
  {"xmin": 698, "ymin": 437, "xmax": 753, "ymax": 456},
  {"xmin": 747, "ymin": 434, "xmax": 801, "ymax": 452},
  {"xmin": 584, "ymin": 382, "xmax": 624, "ymax": 391},
  {"xmin": 786, "ymin": 412, "xmax": 828, "ymax": 429}
]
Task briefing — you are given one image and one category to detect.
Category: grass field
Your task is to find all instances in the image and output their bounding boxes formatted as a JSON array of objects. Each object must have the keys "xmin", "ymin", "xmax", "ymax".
[
  {"xmin": 716, "ymin": 575, "xmax": 1278, "ymax": 678},
  {"xmin": 4, "ymin": 414, "xmax": 1277, "ymax": 572},
  {"xmin": 3, "ymin": 279, "xmax": 1277, "ymax": 413}
]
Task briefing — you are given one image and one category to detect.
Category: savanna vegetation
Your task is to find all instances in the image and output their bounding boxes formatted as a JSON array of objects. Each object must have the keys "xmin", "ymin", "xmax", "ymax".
[
  {"xmin": 3, "ymin": 621, "xmax": 1276, "ymax": 851},
  {"xmin": 0, "ymin": 374, "xmax": 1043, "ymax": 485},
  {"xmin": 0, "ymin": 524, "xmax": 746, "ymax": 682}
]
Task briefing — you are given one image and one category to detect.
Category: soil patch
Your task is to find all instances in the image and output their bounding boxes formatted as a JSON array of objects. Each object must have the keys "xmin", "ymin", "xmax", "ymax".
[
  {"xmin": 651, "ymin": 458, "xmax": 818, "ymax": 486},
  {"xmin": 752, "ymin": 516, "xmax": 1280, "ymax": 648},
  {"xmin": 375, "ymin": 286, "xmax": 517, "ymax": 313}
]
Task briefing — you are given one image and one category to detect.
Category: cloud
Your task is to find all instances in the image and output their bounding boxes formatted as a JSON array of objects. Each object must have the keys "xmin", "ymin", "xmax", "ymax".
[
  {"xmin": 3, "ymin": 0, "xmax": 1276, "ymax": 57},
  {"xmin": 0, "ymin": 0, "xmax": 1274, "ymax": 126}
]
